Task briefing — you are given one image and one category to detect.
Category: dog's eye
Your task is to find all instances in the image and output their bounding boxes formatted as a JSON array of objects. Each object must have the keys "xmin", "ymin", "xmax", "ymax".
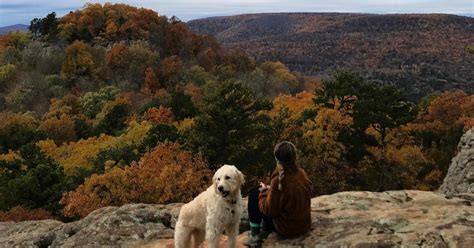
[
  {"xmin": 225, "ymin": 176, "xmax": 230, "ymax": 180},
  {"xmin": 217, "ymin": 178, "xmax": 220, "ymax": 181}
]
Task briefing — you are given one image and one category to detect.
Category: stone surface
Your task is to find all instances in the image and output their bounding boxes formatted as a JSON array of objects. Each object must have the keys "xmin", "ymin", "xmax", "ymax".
[
  {"xmin": 0, "ymin": 203, "xmax": 183, "ymax": 248},
  {"xmin": 440, "ymin": 128, "xmax": 474, "ymax": 195},
  {"xmin": 0, "ymin": 191, "xmax": 472, "ymax": 247},
  {"xmin": 263, "ymin": 190, "xmax": 473, "ymax": 248}
]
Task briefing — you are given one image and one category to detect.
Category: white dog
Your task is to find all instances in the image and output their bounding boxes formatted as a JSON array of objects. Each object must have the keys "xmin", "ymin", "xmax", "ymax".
[{"xmin": 174, "ymin": 164, "xmax": 245, "ymax": 248}]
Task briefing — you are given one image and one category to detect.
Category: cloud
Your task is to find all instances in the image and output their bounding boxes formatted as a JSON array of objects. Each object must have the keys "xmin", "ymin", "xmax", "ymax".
[{"xmin": 0, "ymin": 0, "xmax": 472, "ymax": 26}]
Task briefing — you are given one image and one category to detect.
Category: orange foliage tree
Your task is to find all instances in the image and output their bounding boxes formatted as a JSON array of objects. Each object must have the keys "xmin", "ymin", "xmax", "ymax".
[
  {"xmin": 58, "ymin": 3, "xmax": 167, "ymax": 42},
  {"xmin": 38, "ymin": 114, "xmax": 77, "ymax": 145},
  {"xmin": 165, "ymin": 19, "xmax": 204, "ymax": 58},
  {"xmin": 183, "ymin": 83, "xmax": 203, "ymax": 104},
  {"xmin": 412, "ymin": 90, "xmax": 474, "ymax": 133},
  {"xmin": 61, "ymin": 142, "xmax": 211, "ymax": 218},
  {"xmin": 143, "ymin": 106, "xmax": 175, "ymax": 124},
  {"xmin": 160, "ymin": 55, "xmax": 182, "ymax": 88},
  {"xmin": 141, "ymin": 67, "xmax": 160, "ymax": 95},
  {"xmin": 401, "ymin": 90, "xmax": 474, "ymax": 187},
  {"xmin": 106, "ymin": 42, "xmax": 129, "ymax": 74},
  {"xmin": 197, "ymin": 48, "xmax": 217, "ymax": 71}
]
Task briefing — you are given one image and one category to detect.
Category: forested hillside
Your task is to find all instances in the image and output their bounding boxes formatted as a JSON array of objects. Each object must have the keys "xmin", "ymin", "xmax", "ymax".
[
  {"xmin": 0, "ymin": 25, "xmax": 29, "ymax": 35},
  {"xmin": 189, "ymin": 13, "xmax": 474, "ymax": 99},
  {"xmin": 0, "ymin": 4, "xmax": 472, "ymax": 222}
]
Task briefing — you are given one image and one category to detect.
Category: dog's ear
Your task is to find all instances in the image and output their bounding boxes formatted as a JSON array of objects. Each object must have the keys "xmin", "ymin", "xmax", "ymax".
[
  {"xmin": 212, "ymin": 171, "xmax": 218, "ymax": 185},
  {"xmin": 236, "ymin": 169, "xmax": 245, "ymax": 185}
]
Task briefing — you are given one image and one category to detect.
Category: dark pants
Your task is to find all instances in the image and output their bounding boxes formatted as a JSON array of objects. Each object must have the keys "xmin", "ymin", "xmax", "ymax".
[{"xmin": 247, "ymin": 187, "xmax": 274, "ymax": 231}]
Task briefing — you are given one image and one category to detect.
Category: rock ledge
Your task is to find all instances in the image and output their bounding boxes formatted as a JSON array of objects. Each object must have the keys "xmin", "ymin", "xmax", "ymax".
[{"xmin": 1, "ymin": 190, "xmax": 473, "ymax": 247}]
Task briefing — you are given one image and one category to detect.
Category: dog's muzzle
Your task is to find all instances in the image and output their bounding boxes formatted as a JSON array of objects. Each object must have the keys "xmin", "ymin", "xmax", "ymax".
[{"xmin": 218, "ymin": 185, "xmax": 229, "ymax": 197}]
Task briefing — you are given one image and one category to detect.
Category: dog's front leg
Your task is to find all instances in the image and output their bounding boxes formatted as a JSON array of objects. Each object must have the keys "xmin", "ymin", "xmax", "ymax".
[
  {"xmin": 206, "ymin": 215, "xmax": 220, "ymax": 248},
  {"xmin": 225, "ymin": 223, "xmax": 239, "ymax": 248}
]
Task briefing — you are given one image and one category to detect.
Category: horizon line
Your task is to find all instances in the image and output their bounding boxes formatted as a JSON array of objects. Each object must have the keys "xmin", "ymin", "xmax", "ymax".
[{"xmin": 1, "ymin": 11, "xmax": 473, "ymax": 27}]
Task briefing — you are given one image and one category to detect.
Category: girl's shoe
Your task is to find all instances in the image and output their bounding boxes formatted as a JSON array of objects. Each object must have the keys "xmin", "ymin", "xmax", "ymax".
[{"xmin": 243, "ymin": 233, "xmax": 262, "ymax": 247}]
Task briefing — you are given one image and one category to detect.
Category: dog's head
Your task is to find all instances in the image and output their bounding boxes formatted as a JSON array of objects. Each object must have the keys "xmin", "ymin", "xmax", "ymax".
[{"xmin": 213, "ymin": 164, "xmax": 245, "ymax": 198}]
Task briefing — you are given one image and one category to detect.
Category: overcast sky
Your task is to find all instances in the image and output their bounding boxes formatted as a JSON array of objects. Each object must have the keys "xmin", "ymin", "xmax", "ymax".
[{"xmin": 0, "ymin": 0, "xmax": 472, "ymax": 26}]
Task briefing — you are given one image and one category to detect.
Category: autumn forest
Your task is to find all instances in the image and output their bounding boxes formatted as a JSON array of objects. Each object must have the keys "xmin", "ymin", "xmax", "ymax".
[{"xmin": 0, "ymin": 3, "xmax": 472, "ymax": 222}]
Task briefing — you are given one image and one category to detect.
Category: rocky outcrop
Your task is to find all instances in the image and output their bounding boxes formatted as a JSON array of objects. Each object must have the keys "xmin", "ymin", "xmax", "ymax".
[
  {"xmin": 0, "ymin": 203, "xmax": 183, "ymax": 247},
  {"xmin": 1, "ymin": 190, "xmax": 473, "ymax": 247},
  {"xmin": 439, "ymin": 128, "xmax": 474, "ymax": 195},
  {"xmin": 262, "ymin": 191, "xmax": 473, "ymax": 248}
]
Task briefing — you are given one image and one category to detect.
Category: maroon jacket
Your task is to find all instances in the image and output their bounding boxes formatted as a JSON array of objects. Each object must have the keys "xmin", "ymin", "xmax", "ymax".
[{"xmin": 258, "ymin": 166, "xmax": 312, "ymax": 238}]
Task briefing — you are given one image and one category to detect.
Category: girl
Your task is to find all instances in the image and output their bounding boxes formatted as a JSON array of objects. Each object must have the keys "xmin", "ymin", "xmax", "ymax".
[{"xmin": 244, "ymin": 141, "xmax": 312, "ymax": 247}]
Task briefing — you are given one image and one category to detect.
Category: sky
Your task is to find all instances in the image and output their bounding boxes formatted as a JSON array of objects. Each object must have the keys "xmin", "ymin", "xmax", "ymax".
[{"xmin": 0, "ymin": 0, "xmax": 473, "ymax": 26}]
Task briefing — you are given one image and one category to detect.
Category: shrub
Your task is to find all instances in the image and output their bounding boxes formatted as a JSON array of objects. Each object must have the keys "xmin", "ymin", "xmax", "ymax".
[{"xmin": 0, "ymin": 206, "xmax": 54, "ymax": 222}]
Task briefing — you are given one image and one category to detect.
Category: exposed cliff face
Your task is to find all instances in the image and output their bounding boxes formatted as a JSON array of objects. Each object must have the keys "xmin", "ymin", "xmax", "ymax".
[
  {"xmin": 439, "ymin": 128, "xmax": 474, "ymax": 195},
  {"xmin": 1, "ymin": 191, "xmax": 472, "ymax": 247}
]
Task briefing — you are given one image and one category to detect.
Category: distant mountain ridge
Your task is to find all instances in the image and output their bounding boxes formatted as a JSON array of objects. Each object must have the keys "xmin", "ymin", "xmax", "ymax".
[
  {"xmin": 188, "ymin": 13, "xmax": 474, "ymax": 99},
  {"xmin": 0, "ymin": 24, "xmax": 28, "ymax": 35}
]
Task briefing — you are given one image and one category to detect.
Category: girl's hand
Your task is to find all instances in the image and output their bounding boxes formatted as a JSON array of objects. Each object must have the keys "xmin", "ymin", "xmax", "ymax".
[{"xmin": 259, "ymin": 182, "xmax": 270, "ymax": 192}]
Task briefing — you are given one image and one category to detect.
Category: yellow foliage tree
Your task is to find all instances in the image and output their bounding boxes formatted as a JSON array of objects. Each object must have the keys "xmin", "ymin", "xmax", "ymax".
[
  {"xmin": 0, "ymin": 64, "xmax": 16, "ymax": 86},
  {"xmin": 61, "ymin": 41, "xmax": 94, "ymax": 79},
  {"xmin": 360, "ymin": 126, "xmax": 437, "ymax": 191},
  {"xmin": 0, "ymin": 112, "xmax": 41, "ymax": 152},
  {"xmin": 43, "ymin": 95, "xmax": 80, "ymax": 120},
  {"xmin": 176, "ymin": 118, "xmax": 195, "ymax": 133},
  {"xmin": 38, "ymin": 120, "xmax": 151, "ymax": 175},
  {"xmin": 302, "ymin": 107, "xmax": 354, "ymax": 194},
  {"xmin": 270, "ymin": 91, "xmax": 315, "ymax": 120},
  {"xmin": 267, "ymin": 91, "xmax": 316, "ymax": 142},
  {"xmin": 245, "ymin": 61, "xmax": 302, "ymax": 98},
  {"xmin": 303, "ymin": 107, "xmax": 353, "ymax": 165},
  {"xmin": 0, "ymin": 150, "xmax": 20, "ymax": 161},
  {"xmin": 0, "ymin": 111, "xmax": 39, "ymax": 130}
]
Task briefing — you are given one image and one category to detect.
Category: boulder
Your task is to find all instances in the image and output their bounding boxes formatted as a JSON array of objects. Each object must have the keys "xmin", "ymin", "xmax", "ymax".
[{"xmin": 439, "ymin": 128, "xmax": 474, "ymax": 195}]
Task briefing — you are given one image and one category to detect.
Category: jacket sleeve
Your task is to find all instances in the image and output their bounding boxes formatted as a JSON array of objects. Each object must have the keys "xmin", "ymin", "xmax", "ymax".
[{"xmin": 258, "ymin": 174, "xmax": 282, "ymax": 217}]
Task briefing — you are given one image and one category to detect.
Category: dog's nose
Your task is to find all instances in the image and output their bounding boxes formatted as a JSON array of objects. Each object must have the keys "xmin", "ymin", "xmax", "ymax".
[{"xmin": 218, "ymin": 186, "xmax": 224, "ymax": 192}]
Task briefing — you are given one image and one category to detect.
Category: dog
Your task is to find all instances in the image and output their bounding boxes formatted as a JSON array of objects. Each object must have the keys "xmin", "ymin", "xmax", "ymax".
[{"xmin": 174, "ymin": 164, "xmax": 245, "ymax": 248}]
